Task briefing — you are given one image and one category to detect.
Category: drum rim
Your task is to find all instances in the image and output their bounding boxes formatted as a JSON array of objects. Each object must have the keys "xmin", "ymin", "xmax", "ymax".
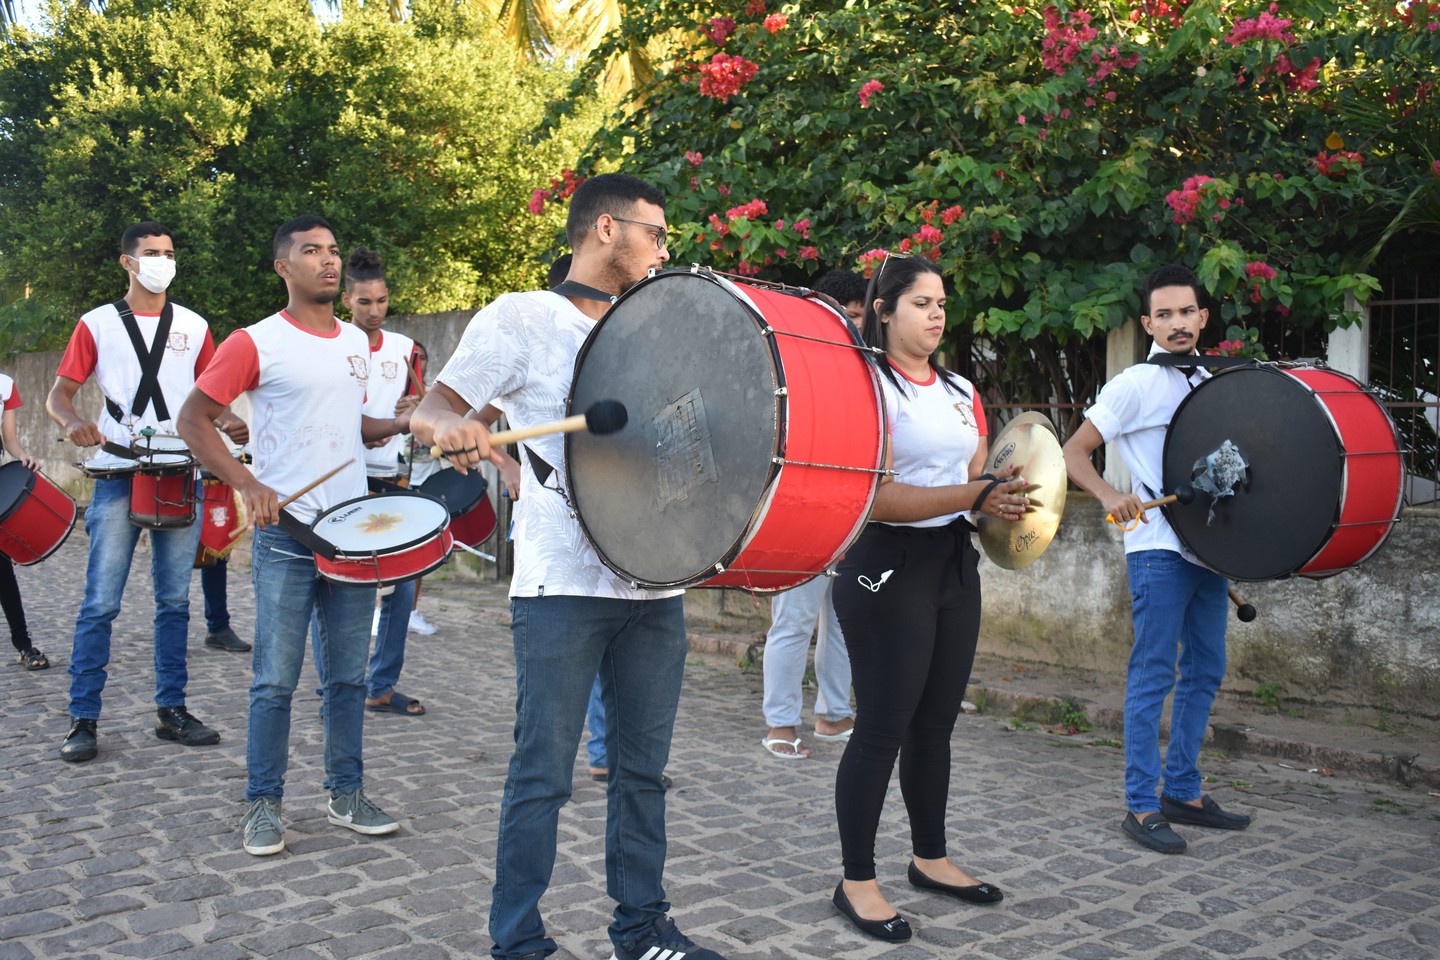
[
  {"xmin": 0, "ymin": 460, "xmax": 38, "ymax": 525},
  {"xmin": 311, "ymin": 490, "xmax": 452, "ymax": 557},
  {"xmin": 564, "ymin": 268, "xmax": 787, "ymax": 588},
  {"xmin": 315, "ymin": 529, "xmax": 454, "ymax": 586},
  {"xmin": 416, "ymin": 468, "xmax": 488, "ymax": 517}
]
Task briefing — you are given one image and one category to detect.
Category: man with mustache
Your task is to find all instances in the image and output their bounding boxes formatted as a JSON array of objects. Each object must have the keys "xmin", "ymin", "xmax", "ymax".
[{"xmin": 1063, "ymin": 264, "xmax": 1252, "ymax": 855}]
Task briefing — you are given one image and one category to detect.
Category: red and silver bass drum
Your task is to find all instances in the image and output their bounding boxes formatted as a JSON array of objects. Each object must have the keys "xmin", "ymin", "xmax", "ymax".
[
  {"xmin": 308, "ymin": 491, "xmax": 453, "ymax": 586},
  {"xmin": 0, "ymin": 462, "xmax": 77, "ymax": 565},
  {"xmin": 566, "ymin": 268, "xmax": 887, "ymax": 592},
  {"xmin": 1162, "ymin": 363, "xmax": 1404, "ymax": 581}
]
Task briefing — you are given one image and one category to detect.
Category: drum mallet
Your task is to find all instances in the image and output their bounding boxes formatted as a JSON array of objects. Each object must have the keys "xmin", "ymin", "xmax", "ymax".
[
  {"xmin": 1104, "ymin": 484, "xmax": 1194, "ymax": 528},
  {"xmin": 1228, "ymin": 586, "xmax": 1258, "ymax": 622},
  {"xmin": 220, "ymin": 457, "xmax": 356, "ymax": 551},
  {"xmin": 430, "ymin": 400, "xmax": 627, "ymax": 458}
]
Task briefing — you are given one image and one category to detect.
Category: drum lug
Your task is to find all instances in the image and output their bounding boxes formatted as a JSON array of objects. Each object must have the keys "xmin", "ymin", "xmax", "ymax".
[{"xmin": 775, "ymin": 387, "xmax": 788, "ymax": 397}]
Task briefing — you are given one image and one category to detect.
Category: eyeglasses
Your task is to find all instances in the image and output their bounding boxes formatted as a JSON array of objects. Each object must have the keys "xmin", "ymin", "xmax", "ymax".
[{"xmin": 604, "ymin": 215, "xmax": 669, "ymax": 250}]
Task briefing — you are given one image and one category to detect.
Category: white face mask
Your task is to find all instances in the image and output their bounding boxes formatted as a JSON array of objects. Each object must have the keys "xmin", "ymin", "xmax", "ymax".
[{"xmin": 130, "ymin": 255, "xmax": 176, "ymax": 294}]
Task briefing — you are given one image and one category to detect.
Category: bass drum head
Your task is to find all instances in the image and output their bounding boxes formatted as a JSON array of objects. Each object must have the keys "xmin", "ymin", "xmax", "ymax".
[
  {"xmin": 567, "ymin": 271, "xmax": 781, "ymax": 587},
  {"xmin": 0, "ymin": 461, "xmax": 33, "ymax": 522},
  {"xmin": 1163, "ymin": 366, "xmax": 1341, "ymax": 580}
]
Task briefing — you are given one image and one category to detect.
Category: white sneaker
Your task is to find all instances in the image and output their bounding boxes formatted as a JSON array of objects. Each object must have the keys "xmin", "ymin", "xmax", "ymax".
[{"xmin": 408, "ymin": 611, "xmax": 437, "ymax": 636}]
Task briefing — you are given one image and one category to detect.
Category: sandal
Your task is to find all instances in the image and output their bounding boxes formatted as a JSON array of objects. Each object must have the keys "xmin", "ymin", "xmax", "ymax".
[
  {"xmin": 761, "ymin": 736, "xmax": 809, "ymax": 760},
  {"xmin": 17, "ymin": 648, "xmax": 50, "ymax": 671},
  {"xmin": 366, "ymin": 691, "xmax": 425, "ymax": 716}
]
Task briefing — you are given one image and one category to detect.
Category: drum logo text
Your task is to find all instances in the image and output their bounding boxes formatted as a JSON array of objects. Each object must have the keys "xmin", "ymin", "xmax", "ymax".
[{"xmin": 326, "ymin": 505, "xmax": 365, "ymax": 523}]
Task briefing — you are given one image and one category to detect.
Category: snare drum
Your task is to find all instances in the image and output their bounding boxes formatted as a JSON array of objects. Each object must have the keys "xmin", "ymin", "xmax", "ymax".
[
  {"xmin": 566, "ymin": 268, "xmax": 886, "ymax": 591},
  {"xmin": 1163, "ymin": 364, "xmax": 1404, "ymax": 581},
  {"xmin": 0, "ymin": 462, "xmax": 77, "ymax": 565},
  {"xmin": 310, "ymin": 492, "xmax": 453, "ymax": 586},
  {"xmin": 80, "ymin": 457, "xmax": 139, "ymax": 479},
  {"xmin": 130, "ymin": 435, "xmax": 198, "ymax": 529},
  {"xmin": 417, "ymin": 467, "xmax": 497, "ymax": 547}
]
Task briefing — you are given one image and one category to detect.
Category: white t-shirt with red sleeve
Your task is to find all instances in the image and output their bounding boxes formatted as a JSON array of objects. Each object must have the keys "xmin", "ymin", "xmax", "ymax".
[
  {"xmin": 354, "ymin": 327, "xmax": 418, "ymax": 478},
  {"xmin": 194, "ymin": 311, "xmax": 369, "ymax": 525},
  {"xmin": 0, "ymin": 373, "xmax": 20, "ymax": 412},
  {"xmin": 55, "ymin": 300, "xmax": 216, "ymax": 469},
  {"xmin": 881, "ymin": 363, "xmax": 988, "ymax": 529}
]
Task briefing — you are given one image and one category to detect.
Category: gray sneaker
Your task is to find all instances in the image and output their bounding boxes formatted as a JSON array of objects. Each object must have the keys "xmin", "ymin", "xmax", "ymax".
[
  {"xmin": 327, "ymin": 789, "xmax": 399, "ymax": 836},
  {"xmin": 242, "ymin": 797, "xmax": 285, "ymax": 856}
]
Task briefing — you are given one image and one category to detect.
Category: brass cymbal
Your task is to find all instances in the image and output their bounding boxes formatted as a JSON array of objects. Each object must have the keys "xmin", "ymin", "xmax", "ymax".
[{"xmin": 975, "ymin": 411, "xmax": 1067, "ymax": 570}]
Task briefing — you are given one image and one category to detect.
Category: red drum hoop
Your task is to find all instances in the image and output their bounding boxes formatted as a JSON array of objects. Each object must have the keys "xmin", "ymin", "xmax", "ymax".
[
  {"xmin": 130, "ymin": 436, "xmax": 198, "ymax": 529},
  {"xmin": 0, "ymin": 462, "xmax": 77, "ymax": 565},
  {"xmin": 1162, "ymin": 364, "xmax": 1403, "ymax": 581},
  {"xmin": 566, "ymin": 268, "xmax": 886, "ymax": 592},
  {"xmin": 310, "ymin": 492, "xmax": 453, "ymax": 586},
  {"xmin": 416, "ymin": 467, "xmax": 497, "ymax": 547}
]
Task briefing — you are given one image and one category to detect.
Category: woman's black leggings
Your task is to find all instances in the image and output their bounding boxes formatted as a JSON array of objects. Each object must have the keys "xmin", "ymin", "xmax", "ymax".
[
  {"xmin": 832, "ymin": 519, "xmax": 981, "ymax": 881},
  {"xmin": 0, "ymin": 555, "xmax": 31, "ymax": 652}
]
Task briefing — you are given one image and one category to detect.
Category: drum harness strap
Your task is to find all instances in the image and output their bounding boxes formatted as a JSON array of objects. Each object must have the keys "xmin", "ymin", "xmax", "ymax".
[{"xmin": 105, "ymin": 298, "xmax": 176, "ymax": 427}]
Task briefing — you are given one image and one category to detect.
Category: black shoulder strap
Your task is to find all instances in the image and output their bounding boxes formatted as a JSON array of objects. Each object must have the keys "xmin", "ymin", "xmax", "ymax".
[
  {"xmin": 552, "ymin": 280, "xmax": 617, "ymax": 305},
  {"xmin": 109, "ymin": 298, "xmax": 176, "ymax": 423},
  {"xmin": 1146, "ymin": 352, "xmax": 1255, "ymax": 370}
]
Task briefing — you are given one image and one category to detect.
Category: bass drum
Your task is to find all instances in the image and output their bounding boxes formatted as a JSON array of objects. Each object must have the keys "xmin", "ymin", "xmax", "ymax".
[
  {"xmin": 1162, "ymin": 364, "xmax": 1404, "ymax": 581},
  {"xmin": 566, "ymin": 269, "xmax": 886, "ymax": 592}
]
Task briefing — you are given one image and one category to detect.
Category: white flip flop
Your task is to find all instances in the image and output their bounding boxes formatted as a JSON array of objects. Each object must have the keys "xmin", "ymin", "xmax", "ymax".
[{"xmin": 761, "ymin": 736, "xmax": 809, "ymax": 760}]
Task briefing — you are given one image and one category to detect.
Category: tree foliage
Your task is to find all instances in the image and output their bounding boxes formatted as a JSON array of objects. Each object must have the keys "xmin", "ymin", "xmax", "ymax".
[
  {"xmin": 0, "ymin": 0, "xmax": 604, "ymax": 350},
  {"xmin": 543, "ymin": 0, "xmax": 1439, "ymax": 414}
]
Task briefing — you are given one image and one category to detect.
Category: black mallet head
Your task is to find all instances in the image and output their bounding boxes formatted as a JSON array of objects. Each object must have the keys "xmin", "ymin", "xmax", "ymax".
[
  {"xmin": 1236, "ymin": 603, "xmax": 1257, "ymax": 623},
  {"xmin": 584, "ymin": 400, "xmax": 628, "ymax": 436},
  {"xmin": 1171, "ymin": 483, "xmax": 1195, "ymax": 505}
]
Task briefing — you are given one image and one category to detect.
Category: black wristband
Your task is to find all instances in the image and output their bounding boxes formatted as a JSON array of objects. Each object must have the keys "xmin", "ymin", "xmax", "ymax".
[{"xmin": 971, "ymin": 477, "xmax": 1004, "ymax": 516}]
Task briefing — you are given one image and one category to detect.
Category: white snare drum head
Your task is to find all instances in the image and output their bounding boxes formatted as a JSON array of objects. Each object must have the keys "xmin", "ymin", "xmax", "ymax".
[
  {"xmin": 82, "ymin": 456, "xmax": 138, "ymax": 477},
  {"xmin": 135, "ymin": 434, "xmax": 188, "ymax": 453},
  {"xmin": 316, "ymin": 494, "xmax": 449, "ymax": 552},
  {"xmin": 144, "ymin": 453, "xmax": 192, "ymax": 468}
]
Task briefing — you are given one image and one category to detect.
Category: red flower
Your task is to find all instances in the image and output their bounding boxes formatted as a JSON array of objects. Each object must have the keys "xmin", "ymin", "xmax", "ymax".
[
  {"xmin": 1224, "ymin": 3, "xmax": 1296, "ymax": 46},
  {"xmin": 858, "ymin": 79, "xmax": 885, "ymax": 108},
  {"xmin": 856, "ymin": 248, "xmax": 891, "ymax": 277},
  {"xmin": 1244, "ymin": 261, "xmax": 1277, "ymax": 280},
  {"xmin": 799, "ymin": 246, "xmax": 819, "ymax": 261},
  {"xmin": 745, "ymin": 0, "xmax": 765, "ymax": 14},
  {"xmin": 940, "ymin": 205, "xmax": 965, "ymax": 225},
  {"xmin": 763, "ymin": 13, "xmax": 787, "ymax": 33},
  {"xmin": 527, "ymin": 189, "xmax": 551, "ymax": 215},
  {"xmin": 726, "ymin": 198, "xmax": 769, "ymax": 221},
  {"xmin": 699, "ymin": 53, "xmax": 760, "ymax": 101},
  {"xmin": 685, "ymin": 150, "xmax": 704, "ymax": 166},
  {"xmin": 792, "ymin": 218, "xmax": 812, "ymax": 238},
  {"xmin": 1165, "ymin": 175, "xmax": 1215, "ymax": 225},
  {"xmin": 1315, "ymin": 150, "xmax": 1364, "ymax": 178}
]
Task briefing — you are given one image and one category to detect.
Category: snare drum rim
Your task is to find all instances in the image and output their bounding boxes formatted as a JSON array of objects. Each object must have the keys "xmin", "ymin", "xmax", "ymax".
[
  {"xmin": 310, "ymin": 491, "xmax": 453, "ymax": 557},
  {"xmin": 564, "ymin": 268, "xmax": 786, "ymax": 589}
]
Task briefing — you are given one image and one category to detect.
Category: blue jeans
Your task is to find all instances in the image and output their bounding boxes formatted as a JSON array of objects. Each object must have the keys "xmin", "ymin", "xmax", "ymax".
[
  {"xmin": 1124, "ymin": 550, "xmax": 1229, "ymax": 813},
  {"xmin": 310, "ymin": 578, "xmax": 417, "ymax": 701},
  {"xmin": 586, "ymin": 674, "xmax": 607, "ymax": 769},
  {"xmin": 68, "ymin": 477, "xmax": 202, "ymax": 719},
  {"xmin": 201, "ymin": 558, "xmax": 229, "ymax": 633},
  {"xmin": 762, "ymin": 575, "xmax": 852, "ymax": 728},
  {"xmin": 247, "ymin": 525, "xmax": 375, "ymax": 803},
  {"xmin": 490, "ymin": 594, "xmax": 686, "ymax": 960}
]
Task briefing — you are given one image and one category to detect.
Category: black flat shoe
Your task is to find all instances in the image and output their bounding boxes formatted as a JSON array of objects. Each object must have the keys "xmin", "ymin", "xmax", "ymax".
[
  {"xmin": 1161, "ymin": 794, "xmax": 1252, "ymax": 831},
  {"xmin": 832, "ymin": 881, "xmax": 912, "ymax": 942},
  {"xmin": 907, "ymin": 861, "xmax": 1005, "ymax": 903}
]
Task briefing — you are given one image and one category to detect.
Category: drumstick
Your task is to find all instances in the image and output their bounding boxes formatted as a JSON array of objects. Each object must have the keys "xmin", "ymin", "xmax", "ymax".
[
  {"xmin": 1228, "ymin": 586, "xmax": 1257, "ymax": 622},
  {"xmin": 1104, "ymin": 484, "xmax": 1194, "ymax": 526},
  {"xmin": 220, "ymin": 458, "xmax": 356, "ymax": 551},
  {"xmin": 404, "ymin": 357, "xmax": 427, "ymax": 398},
  {"xmin": 430, "ymin": 400, "xmax": 627, "ymax": 458}
]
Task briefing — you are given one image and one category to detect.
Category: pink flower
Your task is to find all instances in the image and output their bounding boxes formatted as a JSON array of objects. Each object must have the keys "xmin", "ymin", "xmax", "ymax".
[
  {"xmin": 705, "ymin": 16, "xmax": 736, "ymax": 45},
  {"xmin": 1432, "ymin": 160, "xmax": 1440, "ymax": 178},
  {"xmin": 1244, "ymin": 261, "xmax": 1277, "ymax": 280},
  {"xmin": 1315, "ymin": 150, "xmax": 1364, "ymax": 178},
  {"xmin": 1104, "ymin": 90, "xmax": 1117, "ymax": 101},
  {"xmin": 1225, "ymin": 4, "xmax": 1296, "ymax": 46},
  {"xmin": 940, "ymin": 205, "xmax": 965, "ymax": 225},
  {"xmin": 858, "ymin": 79, "xmax": 885, "ymax": 108},
  {"xmin": 527, "ymin": 189, "xmax": 550, "ymax": 215},
  {"xmin": 699, "ymin": 53, "xmax": 760, "ymax": 101},
  {"xmin": 726, "ymin": 198, "xmax": 769, "ymax": 221},
  {"xmin": 685, "ymin": 150, "xmax": 704, "ymax": 166},
  {"xmin": 792, "ymin": 218, "xmax": 812, "ymax": 238},
  {"xmin": 1276, "ymin": 304, "xmax": 1291, "ymax": 316},
  {"xmin": 1165, "ymin": 175, "xmax": 1215, "ymax": 225},
  {"xmin": 745, "ymin": 0, "xmax": 765, "ymax": 14},
  {"xmin": 1060, "ymin": 108, "xmax": 1072, "ymax": 119},
  {"xmin": 1084, "ymin": 97, "xmax": 1096, "ymax": 106},
  {"xmin": 718, "ymin": 184, "xmax": 731, "ymax": 196},
  {"xmin": 775, "ymin": 219, "xmax": 785, "ymax": 231},
  {"xmin": 799, "ymin": 246, "xmax": 819, "ymax": 261},
  {"xmin": 1018, "ymin": 113, "xmax": 1027, "ymax": 125},
  {"xmin": 763, "ymin": 13, "xmax": 787, "ymax": 33},
  {"xmin": 856, "ymin": 248, "xmax": 891, "ymax": 277}
]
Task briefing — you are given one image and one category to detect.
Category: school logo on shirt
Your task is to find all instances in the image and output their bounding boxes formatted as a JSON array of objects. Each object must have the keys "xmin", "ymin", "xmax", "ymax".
[
  {"xmin": 347, "ymin": 355, "xmax": 369, "ymax": 386},
  {"xmin": 953, "ymin": 400, "xmax": 976, "ymax": 431},
  {"xmin": 380, "ymin": 360, "xmax": 400, "ymax": 382},
  {"xmin": 166, "ymin": 332, "xmax": 189, "ymax": 353}
]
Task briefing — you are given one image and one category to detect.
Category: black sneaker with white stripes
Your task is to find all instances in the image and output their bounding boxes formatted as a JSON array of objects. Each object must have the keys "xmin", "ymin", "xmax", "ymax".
[{"xmin": 610, "ymin": 915, "xmax": 726, "ymax": 960}]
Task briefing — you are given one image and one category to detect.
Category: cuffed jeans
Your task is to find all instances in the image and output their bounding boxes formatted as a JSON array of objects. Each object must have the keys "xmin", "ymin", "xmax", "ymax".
[
  {"xmin": 490, "ymin": 594, "xmax": 686, "ymax": 960},
  {"xmin": 247, "ymin": 525, "xmax": 375, "ymax": 803},
  {"xmin": 762, "ymin": 575, "xmax": 852, "ymax": 728},
  {"xmin": 68, "ymin": 477, "xmax": 202, "ymax": 719},
  {"xmin": 1124, "ymin": 549, "xmax": 1229, "ymax": 813}
]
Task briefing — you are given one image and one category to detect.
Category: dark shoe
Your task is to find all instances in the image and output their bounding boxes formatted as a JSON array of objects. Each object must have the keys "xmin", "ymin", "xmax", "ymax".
[
  {"xmin": 17, "ymin": 647, "xmax": 50, "ymax": 670},
  {"xmin": 204, "ymin": 626, "xmax": 252, "ymax": 653},
  {"xmin": 155, "ymin": 706, "xmax": 221, "ymax": 746},
  {"xmin": 831, "ymin": 881, "xmax": 912, "ymax": 942},
  {"xmin": 1161, "ymin": 794, "xmax": 1252, "ymax": 830},
  {"xmin": 60, "ymin": 717, "xmax": 98, "ymax": 762},
  {"xmin": 907, "ymin": 860, "xmax": 1004, "ymax": 903},
  {"xmin": 611, "ymin": 915, "xmax": 726, "ymax": 960},
  {"xmin": 1122, "ymin": 812, "xmax": 1187, "ymax": 854}
]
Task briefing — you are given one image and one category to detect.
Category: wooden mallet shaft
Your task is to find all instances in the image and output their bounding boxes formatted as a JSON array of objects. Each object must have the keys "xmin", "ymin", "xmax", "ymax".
[
  {"xmin": 429, "ymin": 400, "xmax": 626, "ymax": 459},
  {"xmin": 1105, "ymin": 484, "xmax": 1195, "ymax": 527}
]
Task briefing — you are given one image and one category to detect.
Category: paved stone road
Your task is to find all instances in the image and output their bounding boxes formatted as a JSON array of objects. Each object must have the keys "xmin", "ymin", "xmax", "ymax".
[{"xmin": 2, "ymin": 530, "xmax": 1438, "ymax": 959}]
